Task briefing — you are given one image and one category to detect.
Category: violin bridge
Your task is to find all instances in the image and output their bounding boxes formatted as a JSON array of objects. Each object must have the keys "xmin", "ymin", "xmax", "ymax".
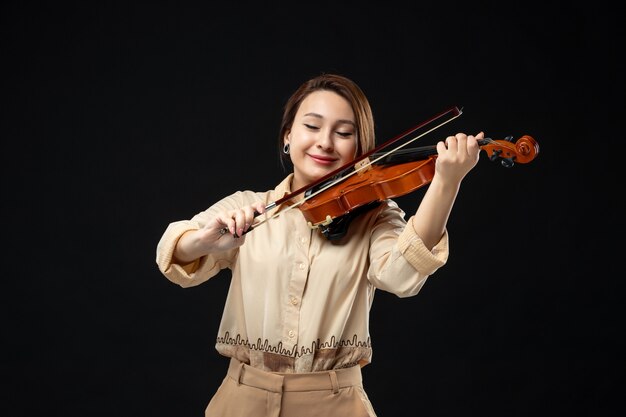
[{"xmin": 354, "ymin": 158, "xmax": 372, "ymax": 175}]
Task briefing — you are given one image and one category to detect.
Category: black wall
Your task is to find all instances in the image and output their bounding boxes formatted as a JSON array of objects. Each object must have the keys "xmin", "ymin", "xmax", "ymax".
[{"xmin": 4, "ymin": 2, "xmax": 623, "ymax": 416}]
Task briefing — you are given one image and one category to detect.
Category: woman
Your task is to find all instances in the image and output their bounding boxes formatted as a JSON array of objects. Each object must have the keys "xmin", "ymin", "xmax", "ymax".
[{"xmin": 156, "ymin": 73, "xmax": 482, "ymax": 416}]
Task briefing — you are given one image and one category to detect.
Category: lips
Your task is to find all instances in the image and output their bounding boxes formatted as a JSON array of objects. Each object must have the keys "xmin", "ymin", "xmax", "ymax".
[{"xmin": 309, "ymin": 154, "xmax": 337, "ymax": 165}]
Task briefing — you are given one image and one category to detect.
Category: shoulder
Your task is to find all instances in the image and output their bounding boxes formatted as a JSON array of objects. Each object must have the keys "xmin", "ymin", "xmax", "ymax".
[
  {"xmin": 372, "ymin": 199, "xmax": 406, "ymax": 220},
  {"xmin": 203, "ymin": 176, "xmax": 290, "ymax": 215},
  {"xmin": 216, "ymin": 189, "xmax": 272, "ymax": 208}
]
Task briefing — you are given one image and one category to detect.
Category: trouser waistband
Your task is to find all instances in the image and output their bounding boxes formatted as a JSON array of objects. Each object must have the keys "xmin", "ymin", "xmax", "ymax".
[{"xmin": 227, "ymin": 357, "xmax": 363, "ymax": 394}]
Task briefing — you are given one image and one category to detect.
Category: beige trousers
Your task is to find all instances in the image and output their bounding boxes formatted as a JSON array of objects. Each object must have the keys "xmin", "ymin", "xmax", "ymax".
[{"xmin": 205, "ymin": 358, "xmax": 377, "ymax": 417}]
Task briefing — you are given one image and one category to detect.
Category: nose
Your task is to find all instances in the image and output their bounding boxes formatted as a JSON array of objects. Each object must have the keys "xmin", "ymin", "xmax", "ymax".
[{"xmin": 317, "ymin": 129, "xmax": 334, "ymax": 151}]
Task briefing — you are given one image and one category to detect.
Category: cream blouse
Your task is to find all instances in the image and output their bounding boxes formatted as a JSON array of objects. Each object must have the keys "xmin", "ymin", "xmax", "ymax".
[{"xmin": 156, "ymin": 174, "xmax": 449, "ymax": 373}]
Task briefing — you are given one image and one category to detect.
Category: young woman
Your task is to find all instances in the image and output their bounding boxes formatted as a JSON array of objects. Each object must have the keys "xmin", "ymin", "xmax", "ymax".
[{"xmin": 156, "ymin": 73, "xmax": 482, "ymax": 416}]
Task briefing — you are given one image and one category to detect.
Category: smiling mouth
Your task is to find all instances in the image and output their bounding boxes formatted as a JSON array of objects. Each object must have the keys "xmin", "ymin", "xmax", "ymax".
[{"xmin": 309, "ymin": 154, "xmax": 337, "ymax": 165}]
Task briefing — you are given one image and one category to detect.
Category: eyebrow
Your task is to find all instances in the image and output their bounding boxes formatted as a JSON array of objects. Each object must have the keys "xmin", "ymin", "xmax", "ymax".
[{"xmin": 303, "ymin": 112, "xmax": 356, "ymax": 126}]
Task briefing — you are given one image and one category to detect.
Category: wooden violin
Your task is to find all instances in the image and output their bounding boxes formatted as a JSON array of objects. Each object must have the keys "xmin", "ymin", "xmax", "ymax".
[{"xmin": 229, "ymin": 106, "xmax": 539, "ymax": 240}]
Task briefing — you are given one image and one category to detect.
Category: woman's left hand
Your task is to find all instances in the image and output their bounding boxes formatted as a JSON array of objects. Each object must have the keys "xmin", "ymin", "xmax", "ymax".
[{"xmin": 434, "ymin": 132, "xmax": 482, "ymax": 185}]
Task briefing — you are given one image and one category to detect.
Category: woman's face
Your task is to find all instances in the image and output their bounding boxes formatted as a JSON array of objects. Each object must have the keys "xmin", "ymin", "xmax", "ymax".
[{"xmin": 286, "ymin": 90, "xmax": 357, "ymax": 191}]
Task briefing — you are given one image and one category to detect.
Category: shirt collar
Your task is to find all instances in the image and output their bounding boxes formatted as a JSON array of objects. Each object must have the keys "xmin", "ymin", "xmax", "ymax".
[{"xmin": 268, "ymin": 174, "xmax": 297, "ymax": 215}]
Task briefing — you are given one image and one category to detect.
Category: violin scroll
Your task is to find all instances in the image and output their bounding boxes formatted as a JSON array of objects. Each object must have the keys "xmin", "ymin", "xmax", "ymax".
[{"xmin": 481, "ymin": 135, "xmax": 539, "ymax": 168}]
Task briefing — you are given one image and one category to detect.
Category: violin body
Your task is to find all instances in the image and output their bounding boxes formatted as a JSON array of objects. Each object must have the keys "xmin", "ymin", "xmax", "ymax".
[{"xmin": 300, "ymin": 157, "xmax": 436, "ymax": 229}]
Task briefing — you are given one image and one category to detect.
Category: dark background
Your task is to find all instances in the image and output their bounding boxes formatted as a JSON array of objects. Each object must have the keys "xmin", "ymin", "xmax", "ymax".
[{"xmin": 3, "ymin": 2, "xmax": 624, "ymax": 416}]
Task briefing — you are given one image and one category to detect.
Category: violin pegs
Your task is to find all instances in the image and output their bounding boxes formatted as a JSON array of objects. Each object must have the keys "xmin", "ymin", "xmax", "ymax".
[
  {"xmin": 504, "ymin": 135, "xmax": 515, "ymax": 143},
  {"xmin": 500, "ymin": 157, "xmax": 515, "ymax": 168},
  {"xmin": 489, "ymin": 149, "xmax": 502, "ymax": 162}
]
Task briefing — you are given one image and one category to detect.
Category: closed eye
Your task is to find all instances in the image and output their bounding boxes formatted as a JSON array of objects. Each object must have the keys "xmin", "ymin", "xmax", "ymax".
[{"xmin": 303, "ymin": 123, "xmax": 353, "ymax": 138}]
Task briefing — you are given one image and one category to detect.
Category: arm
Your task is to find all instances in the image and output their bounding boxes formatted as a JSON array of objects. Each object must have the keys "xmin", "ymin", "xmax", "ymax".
[
  {"xmin": 156, "ymin": 193, "xmax": 266, "ymax": 288},
  {"xmin": 173, "ymin": 200, "xmax": 267, "ymax": 264},
  {"xmin": 411, "ymin": 132, "xmax": 482, "ymax": 250}
]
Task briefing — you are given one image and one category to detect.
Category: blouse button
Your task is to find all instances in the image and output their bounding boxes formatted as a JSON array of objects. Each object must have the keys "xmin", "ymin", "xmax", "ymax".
[
  {"xmin": 290, "ymin": 296, "xmax": 298, "ymax": 305},
  {"xmin": 288, "ymin": 330, "xmax": 295, "ymax": 338},
  {"xmin": 298, "ymin": 262, "xmax": 305, "ymax": 270},
  {"xmin": 300, "ymin": 236, "xmax": 307, "ymax": 244}
]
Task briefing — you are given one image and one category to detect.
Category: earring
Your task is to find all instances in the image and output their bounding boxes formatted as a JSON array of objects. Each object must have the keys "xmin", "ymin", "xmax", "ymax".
[{"xmin": 283, "ymin": 143, "xmax": 290, "ymax": 154}]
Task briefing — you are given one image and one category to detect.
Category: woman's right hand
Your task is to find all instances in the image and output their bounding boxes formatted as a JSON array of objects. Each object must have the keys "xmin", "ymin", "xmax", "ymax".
[{"xmin": 173, "ymin": 201, "xmax": 266, "ymax": 263}]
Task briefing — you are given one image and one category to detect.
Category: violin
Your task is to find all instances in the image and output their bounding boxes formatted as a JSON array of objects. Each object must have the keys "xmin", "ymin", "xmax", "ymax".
[
  {"xmin": 228, "ymin": 106, "xmax": 540, "ymax": 240},
  {"xmin": 299, "ymin": 133, "xmax": 539, "ymax": 239}
]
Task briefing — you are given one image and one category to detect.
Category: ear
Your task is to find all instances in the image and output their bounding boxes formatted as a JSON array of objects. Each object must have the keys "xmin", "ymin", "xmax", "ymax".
[{"xmin": 284, "ymin": 130, "xmax": 291, "ymax": 145}]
